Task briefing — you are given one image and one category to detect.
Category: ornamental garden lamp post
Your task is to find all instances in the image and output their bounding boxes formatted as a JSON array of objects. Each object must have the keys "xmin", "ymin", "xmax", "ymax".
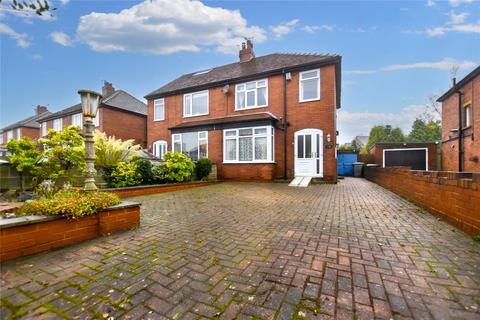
[{"xmin": 78, "ymin": 89, "xmax": 102, "ymax": 191}]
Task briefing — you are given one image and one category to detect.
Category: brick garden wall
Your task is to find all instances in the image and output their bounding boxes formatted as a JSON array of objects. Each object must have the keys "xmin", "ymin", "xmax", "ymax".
[
  {"xmin": 364, "ymin": 166, "xmax": 480, "ymax": 236},
  {"xmin": 108, "ymin": 181, "xmax": 219, "ymax": 198},
  {"xmin": 0, "ymin": 203, "xmax": 140, "ymax": 262}
]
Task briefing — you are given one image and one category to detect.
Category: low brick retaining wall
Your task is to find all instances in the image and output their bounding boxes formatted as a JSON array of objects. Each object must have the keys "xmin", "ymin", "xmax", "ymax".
[
  {"xmin": 0, "ymin": 202, "xmax": 140, "ymax": 262},
  {"xmin": 106, "ymin": 181, "xmax": 219, "ymax": 198},
  {"xmin": 364, "ymin": 167, "xmax": 480, "ymax": 236}
]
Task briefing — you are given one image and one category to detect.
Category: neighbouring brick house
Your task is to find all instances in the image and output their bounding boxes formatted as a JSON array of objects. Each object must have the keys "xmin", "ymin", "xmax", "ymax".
[
  {"xmin": 39, "ymin": 82, "xmax": 147, "ymax": 147},
  {"xmin": 438, "ymin": 65, "xmax": 479, "ymax": 172},
  {"xmin": 145, "ymin": 40, "xmax": 341, "ymax": 181},
  {"xmin": 0, "ymin": 105, "xmax": 51, "ymax": 145}
]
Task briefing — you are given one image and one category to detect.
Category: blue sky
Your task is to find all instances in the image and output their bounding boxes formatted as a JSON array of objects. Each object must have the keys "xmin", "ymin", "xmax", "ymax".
[{"xmin": 1, "ymin": 0, "xmax": 479, "ymax": 143}]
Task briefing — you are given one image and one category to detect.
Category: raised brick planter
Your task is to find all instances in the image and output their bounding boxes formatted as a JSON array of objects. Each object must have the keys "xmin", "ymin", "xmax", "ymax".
[
  {"xmin": 364, "ymin": 166, "xmax": 480, "ymax": 236},
  {"xmin": 105, "ymin": 181, "xmax": 219, "ymax": 198},
  {"xmin": 0, "ymin": 201, "xmax": 140, "ymax": 262}
]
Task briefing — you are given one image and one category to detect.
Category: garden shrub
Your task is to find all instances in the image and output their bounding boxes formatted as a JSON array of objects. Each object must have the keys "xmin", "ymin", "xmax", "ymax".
[
  {"xmin": 19, "ymin": 189, "xmax": 121, "ymax": 219},
  {"xmin": 195, "ymin": 158, "xmax": 213, "ymax": 180},
  {"xmin": 163, "ymin": 152, "xmax": 195, "ymax": 182},
  {"xmin": 133, "ymin": 158, "xmax": 154, "ymax": 184},
  {"xmin": 151, "ymin": 163, "xmax": 167, "ymax": 183},
  {"xmin": 94, "ymin": 131, "xmax": 141, "ymax": 168},
  {"xmin": 110, "ymin": 162, "xmax": 142, "ymax": 187}
]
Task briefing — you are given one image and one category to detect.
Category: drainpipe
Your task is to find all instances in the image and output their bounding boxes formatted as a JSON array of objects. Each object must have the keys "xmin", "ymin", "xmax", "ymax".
[
  {"xmin": 454, "ymin": 78, "xmax": 464, "ymax": 172},
  {"xmin": 282, "ymin": 70, "xmax": 288, "ymax": 180}
]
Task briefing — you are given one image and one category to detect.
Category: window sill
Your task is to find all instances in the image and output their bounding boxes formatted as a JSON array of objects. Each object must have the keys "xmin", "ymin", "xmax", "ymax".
[
  {"xmin": 183, "ymin": 113, "xmax": 209, "ymax": 118},
  {"xmin": 223, "ymin": 161, "xmax": 276, "ymax": 164},
  {"xmin": 299, "ymin": 97, "xmax": 320, "ymax": 103},
  {"xmin": 235, "ymin": 105, "xmax": 268, "ymax": 111},
  {"xmin": 461, "ymin": 125, "xmax": 472, "ymax": 130},
  {"xmin": 154, "ymin": 118, "xmax": 165, "ymax": 122}
]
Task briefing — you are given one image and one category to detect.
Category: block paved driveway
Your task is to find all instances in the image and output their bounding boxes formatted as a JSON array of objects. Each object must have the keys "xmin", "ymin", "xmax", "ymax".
[{"xmin": 1, "ymin": 178, "xmax": 479, "ymax": 319}]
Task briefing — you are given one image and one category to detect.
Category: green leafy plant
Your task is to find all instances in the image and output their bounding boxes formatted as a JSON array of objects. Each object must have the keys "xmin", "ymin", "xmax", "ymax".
[
  {"xmin": 110, "ymin": 162, "xmax": 142, "ymax": 187},
  {"xmin": 18, "ymin": 189, "xmax": 121, "ymax": 219},
  {"xmin": 5, "ymin": 136, "xmax": 41, "ymax": 191},
  {"xmin": 35, "ymin": 179, "xmax": 57, "ymax": 198},
  {"xmin": 151, "ymin": 163, "xmax": 167, "ymax": 183},
  {"xmin": 473, "ymin": 235, "xmax": 480, "ymax": 242},
  {"xmin": 133, "ymin": 158, "xmax": 154, "ymax": 184},
  {"xmin": 163, "ymin": 152, "xmax": 195, "ymax": 182},
  {"xmin": 195, "ymin": 158, "xmax": 212, "ymax": 180},
  {"xmin": 94, "ymin": 131, "xmax": 141, "ymax": 168}
]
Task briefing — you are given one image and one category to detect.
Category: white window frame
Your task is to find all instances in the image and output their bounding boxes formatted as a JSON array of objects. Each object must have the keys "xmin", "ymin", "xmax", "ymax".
[
  {"xmin": 299, "ymin": 69, "xmax": 321, "ymax": 102},
  {"xmin": 152, "ymin": 140, "xmax": 168, "ymax": 160},
  {"xmin": 183, "ymin": 91, "xmax": 209, "ymax": 118},
  {"xmin": 223, "ymin": 125, "xmax": 274, "ymax": 163},
  {"xmin": 16, "ymin": 128, "xmax": 22, "ymax": 139},
  {"xmin": 53, "ymin": 118, "xmax": 63, "ymax": 131},
  {"xmin": 0, "ymin": 134, "xmax": 3, "ymax": 145},
  {"xmin": 171, "ymin": 131, "xmax": 208, "ymax": 160},
  {"xmin": 382, "ymin": 148, "xmax": 429, "ymax": 171},
  {"xmin": 71, "ymin": 113, "xmax": 83, "ymax": 127},
  {"xmin": 154, "ymin": 98, "xmax": 165, "ymax": 121},
  {"xmin": 7, "ymin": 130, "xmax": 13, "ymax": 141},
  {"xmin": 235, "ymin": 79, "xmax": 268, "ymax": 110},
  {"xmin": 93, "ymin": 113, "xmax": 100, "ymax": 127},
  {"xmin": 464, "ymin": 104, "xmax": 472, "ymax": 128},
  {"xmin": 41, "ymin": 122, "xmax": 47, "ymax": 136}
]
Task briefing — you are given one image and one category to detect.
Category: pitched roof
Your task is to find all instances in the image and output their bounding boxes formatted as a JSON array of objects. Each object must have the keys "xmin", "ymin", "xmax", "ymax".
[
  {"xmin": 1, "ymin": 111, "xmax": 52, "ymax": 132},
  {"xmin": 437, "ymin": 65, "xmax": 480, "ymax": 102},
  {"xmin": 146, "ymin": 53, "xmax": 341, "ymax": 107},
  {"xmin": 41, "ymin": 90, "xmax": 147, "ymax": 122}
]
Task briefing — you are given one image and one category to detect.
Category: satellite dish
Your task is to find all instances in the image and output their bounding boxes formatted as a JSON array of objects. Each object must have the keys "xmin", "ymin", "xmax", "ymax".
[{"xmin": 223, "ymin": 84, "xmax": 230, "ymax": 94}]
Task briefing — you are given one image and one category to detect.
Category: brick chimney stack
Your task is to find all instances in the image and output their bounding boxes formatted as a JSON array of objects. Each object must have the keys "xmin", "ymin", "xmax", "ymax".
[
  {"xmin": 102, "ymin": 81, "xmax": 115, "ymax": 97},
  {"xmin": 239, "ymin": 39, "xmax": 255, "ymax": 63},
  {"xmin": 35, "ymin": 105, "xmax": 48, "ymax": 115}
]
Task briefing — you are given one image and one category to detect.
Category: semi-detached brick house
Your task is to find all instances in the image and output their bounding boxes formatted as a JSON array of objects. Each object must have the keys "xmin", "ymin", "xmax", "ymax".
[
  {"xmin": 145, "ymin": 40, "xmax": 341, "ymax": 181},
  {"xmin": 438, "ymin": 65, "xmax": 479, "ymax": 172},
  {"xmin": 0, "ymin": 105, "xmax": 51, "ymax": 146},
  {"xmin": 39, "ymin": 82, "xmax": 148, "ymax": 147}
]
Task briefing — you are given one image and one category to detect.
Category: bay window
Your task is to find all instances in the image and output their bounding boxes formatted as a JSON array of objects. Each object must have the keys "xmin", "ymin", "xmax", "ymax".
[
  {"xmin": 299, "ymin": 69, "xmax": 320, "ymax": 102},
  {"xmin": 53, "ymin": 118, "xmax": 62, "ymax": 131},
  {"xmin": 236, "ymin": 79, "xmax": 268, "ymax": 110},
  {"xmin": 154, "ymin": 98, "xmax": 165, "ymax": 121},
  {"xmin": 223, "ymin": 126, "xmax": 274, "ymax": 163},
  {"xmin": 172, "ymin": 131, "xmax": 208, "ymax": 161},
  {"xmin": 184, "ymin": 91, "xmax": 208, "ymax": 117},
  {"xmin": 153, "ymin": 140, "xmax": 168, "ymax": 160},
  {"xmin": 71, "ymin": 113, "xmax": 83, "ymax": 127}
]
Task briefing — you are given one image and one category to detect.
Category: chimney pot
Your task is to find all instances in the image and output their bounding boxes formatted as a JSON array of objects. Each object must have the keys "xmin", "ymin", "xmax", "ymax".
[
  {"xmin": 102, "ymin": 81, "xmax": 115, "ymax": 97},
  {"xmin": 239, "ymin": 39, "xmax": 255, "ymax": 63},
  {"xmin": 35, "ymin": 105, "xmax": 48, "ymax": 115}
]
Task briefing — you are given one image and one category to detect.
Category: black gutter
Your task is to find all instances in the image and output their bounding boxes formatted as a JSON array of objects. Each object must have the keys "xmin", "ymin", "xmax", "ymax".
[
  {"xmin": 455, "ymin": 78, "xmax": 464, "ymax": 172},
  {"xmin": 282, "ymin": 69, "xmax": 288, "ymax": 180}
]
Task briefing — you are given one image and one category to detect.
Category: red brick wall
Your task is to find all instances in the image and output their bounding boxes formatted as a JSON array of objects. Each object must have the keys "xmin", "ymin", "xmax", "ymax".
[
  {"xmin": 0, "ymin": 205, "xmax": 140, "ymax": 262},
  {"xmin": 101, "ymin": 108, "xmax": 147, "ymax": 147},
  {"xmin": 110, "ymin": 181, "xmax": 218, "ymax": 198},
  {"xmin": 364, "ymin": 167, "xmax": 480, "ymax": 236},
  {"xmin": 1, "ymin": 127, "xmax": 40, "ymax": 145},
  {"xmin": 441, "ymin": 73, "xmax": 480, "ymax": 172},
  {"xmin": 147, "ymin": 65, "xmax": 338, "ymax": 181},
  {"xmin": 221, "ymin": 163, "xmax": 275, "ymax": 180}
]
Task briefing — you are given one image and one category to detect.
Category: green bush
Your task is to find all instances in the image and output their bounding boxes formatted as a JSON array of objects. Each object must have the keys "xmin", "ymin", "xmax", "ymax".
[
  {"xmin": 110, "ymin": 162, "xmax": 142, "ymax": 187},
  {"xmin": 163, "ymin": 152, "xmax": 195, "ymax": 182},
  {"xmin": 151, "ymin": 163, "xmax": 167, "ymax": 183},
  {"xmin": 195, "ymin": 158, "xmax": 213, "ymax": 180},
  {"xmin": 134, "ymin": 158, "xmax": 154, "ymax": 184},
  {"xmin": 19, "ymin": 189, "xmax": 121, "ymax": 219}
]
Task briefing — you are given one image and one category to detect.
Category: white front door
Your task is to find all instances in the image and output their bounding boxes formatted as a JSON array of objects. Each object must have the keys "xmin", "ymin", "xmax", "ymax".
[{"xmin": 294, "ymin": 129, "xmax": 323, "ymax": 177}]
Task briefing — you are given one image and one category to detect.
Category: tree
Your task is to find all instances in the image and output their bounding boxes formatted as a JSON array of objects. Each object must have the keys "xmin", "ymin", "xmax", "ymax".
[
  {"xmin": 0, "ymin": 0, "xmax": 55, "ymax": 16},
  {"xmin": 366, "ymin": 125, "xmax": 405, "ymax": 150},
  {"xmin": 338, "ymin": 144, "xmax": 355, "ymax": 151},
  {"xmin": 5, "ymin": 137, "xmax": 41, "ymax": 192},
  {"xmin": 37, "ymin": 126, "xmax": 85, "ymax": 186},
  {"xmin": 408, "ymin": 118, "xmax": 441, "ymax": 142}
]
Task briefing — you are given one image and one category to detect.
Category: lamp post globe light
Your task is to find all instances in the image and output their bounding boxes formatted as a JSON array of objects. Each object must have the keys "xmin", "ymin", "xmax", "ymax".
[{"xmin": 78, "ymin": 89, "xmax": 102, "ymax": 191}]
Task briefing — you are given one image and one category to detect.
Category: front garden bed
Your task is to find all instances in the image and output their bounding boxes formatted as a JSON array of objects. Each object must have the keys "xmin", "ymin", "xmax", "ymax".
[
  {"xmin": 0, "ymin": 201, "xmax": 140, "ymax": 262},
  {"xmin": 105, "ymin": 180, "xmax": 219, "ymax": 198}
]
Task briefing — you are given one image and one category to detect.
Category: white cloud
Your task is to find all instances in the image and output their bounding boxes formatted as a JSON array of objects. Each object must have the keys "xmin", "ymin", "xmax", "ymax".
[
  {"xmin": 302, "ymin": 24, "xmax": 335, "ymax": 33},
  {"xmin": 338, "ymin": 105, "xmax": 426, "ymax": 143},
  {"xmin": 380, "ymin": 58, "xmax": 476, "ymax": 71},
  {"xmin": 50, "ymin": 31, "xmax": 73, "ymax": 46},
  {"xmin": 76, "ymin": 0, "xmax": 266, "ymax": 55},
  {"xmin": 31, "ymin": 54, "xmax": 43, "ymax": 60},
  {"xmin": 0, "ymin": 3, "xmax": 56, "ymax": 21},
  {"xmin": 427, "ymin": 23, "xmax": 480, "ymax": 36},
  {"xmin": 427, "ymin": 0, "xmax": 436, "ymax": 7},
  {"xmin": 345, "ymin": 70, "xmax": 375, "ymax": 75},
  {"xmin": 270, "ymin": 19, "xmax": 299, "ymax": 39},
  {"xmin": 0, "ymin": 23, "xmax": 30, "ymax": 48},
  {"xmin": 449, "ymin": 0, "xmax": 474, "ymax": 7},
  {"xmin": 60, "ymin": 0, "xmax": 70, "ymax": 5},
  {"xmin": 448, "ymin": 11, "xmax": 469, "ymax": 24}
]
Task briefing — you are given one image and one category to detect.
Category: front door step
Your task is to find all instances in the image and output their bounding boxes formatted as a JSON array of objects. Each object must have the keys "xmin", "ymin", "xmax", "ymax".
[{"xmin": 289, "ymin": 176, "xmax": 313, "ymax": 187}]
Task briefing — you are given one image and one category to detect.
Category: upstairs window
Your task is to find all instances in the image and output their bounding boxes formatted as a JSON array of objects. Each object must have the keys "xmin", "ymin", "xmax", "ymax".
[
  {"xmin": 71, "ymin": 113, "xmax": 83, "ymax": 127},
  {"xmin": 299, "ymin": 69, "xmax": 320, "ymax": 102},
  {"xmin": 41, "ymin": 122, "xmax": 47, "ymax": 136},
  {"xmin": 93, "ymin": 113, "xmax": 100, "ymax": 127},
  {"xmin": 7, "ymin": 130, "xmax": 13, "ymax": 141},
  {"xmin": 16, "ymin": 128, "xmax": 22, "ymax": 139},
  {"xmin": 236, "ymin": 79, "xmax": 268, "ymax": 110},
  {"xmin": 154, "ymin": 98, "xmax": 165, "ymax": 121},
  {"xmin": 153, "ymin": 140, "xmax": 168, "ymax": 160},
  {"xmin": 172, "ymin": 131, "xmax": 208, "ymax": 161},
  {"xmin": 184, "ymin": 91, "xmax": 208, "ymax": 117},
  {"xmin": 0, "ymin": 134, "xmax": 3, "ymax": 145},
  {"xmin": 463, "ymin": 104, "xmax": 472, "ymax": 128},
  {"xmin": 53, "ymin": 118, "xmax": 63, "ymax": 131}
]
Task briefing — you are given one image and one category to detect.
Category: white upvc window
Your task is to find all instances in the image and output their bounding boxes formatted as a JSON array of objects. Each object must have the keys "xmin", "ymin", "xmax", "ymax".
[
  {"xmin": 71, "ymin": 113, "xmax": 83, "ymax": 127},
  {"xmin": 154, "ymin": 98, "xmax": 165, "ymax": 121},
  {"xmin": 93, "ymin": 113, "xmax": 100, "ymax": 127},
  {"xmin": 183, "ymin": 91, "xmax": 208, "ymax": 117},
  {"xmin": 41, "ymin": 122, "xmax": 47, "ymax": 136},
  {"xmin": 464, "ymin": 104, "xmax": 472, "ymax": 128},
  {"xmin": 235, "ymin": 79, "xmax": 268, "ymax": 110},
  {"xmin": 223, "ymin": 125, "xmax": 274, "ymax": 163},
  {"xmin": 16, "ymin": 128, "xmax": 22, "ymax": 139},
  {"xmin": 0, "ymin": 134, "xmax": 3, "ymax": 145},
  {"xmin": 299, "ymin": 69, "xmax": 320, "ymax": 102},
  {"xmin": 152, "ymin": 140, "xmax": 168, "ymax": 160},
  {"xmin": 7, "ymin": 130, "xmax": 13, "ymax": 141},
  {"xmin": 172, "ymin": 131, "xmax": 208, "ymax": 161},
  {"xmin": 53, "ymin": 118, "xmax": 63, "ymax": 131}
]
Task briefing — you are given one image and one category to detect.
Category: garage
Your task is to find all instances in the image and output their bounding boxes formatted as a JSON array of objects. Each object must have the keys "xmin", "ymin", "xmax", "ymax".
[
  {"xmin": 368, "ymin": 142, "xmax": 438, "ymax": 171},
  {"xmin": 383, "ymin": 148, "xmax": 428, "ymax": 170}
]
